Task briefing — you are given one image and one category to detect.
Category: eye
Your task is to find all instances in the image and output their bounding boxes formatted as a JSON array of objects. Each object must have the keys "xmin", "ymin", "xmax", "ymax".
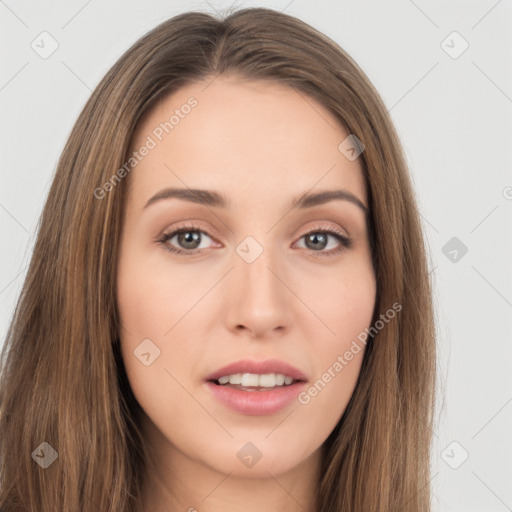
[
  {"xmin": 157, "ymin": 224, "xmax": 216, "ymax": 255},
  {"xmin": 295, "ymin": 227, "xmax": 352, "ymax": 257},
  {"xmin": 156, "ymin": 224, "xmax": 352, "ymax": 257}
]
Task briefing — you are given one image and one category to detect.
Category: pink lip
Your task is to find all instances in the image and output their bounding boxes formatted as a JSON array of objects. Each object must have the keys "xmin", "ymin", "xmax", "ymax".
[
  {"xmin": 204, "ymin": 358, "xmax": 308, "ymax": 383},
  {"xmin": 203, "ymin": 358, "xmax": 308, "ymax": 416},
  {"xmin": 204, "ymin": 380, "xmax": 307, "ymax": 415}
]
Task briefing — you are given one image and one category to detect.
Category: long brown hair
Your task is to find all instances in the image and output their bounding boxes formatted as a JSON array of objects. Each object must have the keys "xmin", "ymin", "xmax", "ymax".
[{"xmin": 0, "ymin": 7, "xmax": 437, "ymax": 512}]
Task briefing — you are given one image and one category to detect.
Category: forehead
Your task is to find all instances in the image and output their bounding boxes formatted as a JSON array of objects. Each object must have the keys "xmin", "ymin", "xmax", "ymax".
[{"xmin": 127, "ymin": 76, "xmax": 367, "ymax": 209}]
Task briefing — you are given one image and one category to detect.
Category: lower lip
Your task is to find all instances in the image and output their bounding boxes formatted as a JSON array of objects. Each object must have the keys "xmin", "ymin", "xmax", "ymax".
[{"xmin": 204, "ymin": 380, "xmax": 307, "ymax": 416}]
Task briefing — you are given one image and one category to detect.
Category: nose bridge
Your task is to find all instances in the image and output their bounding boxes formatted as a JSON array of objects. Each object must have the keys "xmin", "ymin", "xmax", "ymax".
[
  {"xmin": 236, "ymin": 234, "xmax": 284, "ymax": 301},
  {"xmin": 225, "ymin": 231, "xmax": 292, "ymax": 334}
]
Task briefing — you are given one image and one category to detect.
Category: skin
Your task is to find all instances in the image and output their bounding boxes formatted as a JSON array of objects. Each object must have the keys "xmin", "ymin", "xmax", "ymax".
[{"xmin": 116, "ymin": 75, "xmax": 377, "ymax": 512}]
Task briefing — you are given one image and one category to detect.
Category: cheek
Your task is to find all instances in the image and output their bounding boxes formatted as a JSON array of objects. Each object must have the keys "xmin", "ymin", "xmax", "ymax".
[
  {"xmin": 116, "ymin": 245, "xmax": 207, "ymax": 396},
  {"xmin": 116, "ymin": 251, "xmax": 196, "ymax": 426},
  {"xmin": 116, "ymin": 247, "xmax": 198, "ymax": 339},
  {"xmin": 295, "ymin": 259, "xmax": 375, "ymax": 402},
  {"xmin": 300, "ymin": 256, "xmax": 376, "ymax": 343}
]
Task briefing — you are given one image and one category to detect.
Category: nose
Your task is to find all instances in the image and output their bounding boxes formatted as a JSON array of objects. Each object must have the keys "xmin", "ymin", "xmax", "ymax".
[{"xmin": 223, "ymin": 243, "xmax": 293, "ymax": 339}]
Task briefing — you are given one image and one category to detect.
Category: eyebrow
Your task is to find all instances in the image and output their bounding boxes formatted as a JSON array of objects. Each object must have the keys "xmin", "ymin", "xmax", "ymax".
[{"xmin": 143, "ymin": 187, "xmax": 368, "ymax": 214}]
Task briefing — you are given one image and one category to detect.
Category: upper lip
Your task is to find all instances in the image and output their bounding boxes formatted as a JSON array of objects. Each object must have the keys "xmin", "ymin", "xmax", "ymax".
[{"xmin": 205, "ymin": 358, "xmax": 308, "ymax": 383}]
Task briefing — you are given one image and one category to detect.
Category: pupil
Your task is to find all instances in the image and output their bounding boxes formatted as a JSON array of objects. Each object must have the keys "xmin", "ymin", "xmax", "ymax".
[
  {"xmin": 179, "ymin": 231, "xmax": 200, "ymax": 249},
  {"xmin": 306, "ymin": 233, "xmax": 327, "ymax": 250}
]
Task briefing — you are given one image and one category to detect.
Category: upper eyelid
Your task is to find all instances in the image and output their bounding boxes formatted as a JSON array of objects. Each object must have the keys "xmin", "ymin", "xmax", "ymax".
[
  {"xmin": 160, "ymin": 220, "xmax": 350, "ymax": 238},
  {"xmin": 160, "ymin": 222, "xmax": 350, "ymax": 247}
]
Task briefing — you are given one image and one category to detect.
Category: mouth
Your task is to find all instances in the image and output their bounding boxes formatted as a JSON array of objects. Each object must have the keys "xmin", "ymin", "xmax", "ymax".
[
  {"xmin": 207, "ymin": 372, "xmax": 304, "ymax": 392},
  {"xmin": 203, "ymin": 359, "xmax": 308, "ymax": 415}
]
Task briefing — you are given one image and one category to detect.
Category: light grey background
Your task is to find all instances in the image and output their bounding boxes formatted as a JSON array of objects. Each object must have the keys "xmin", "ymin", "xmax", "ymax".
[{"xmin": 1, "ymin": 0, "xmax": 511, "ymax": 510}]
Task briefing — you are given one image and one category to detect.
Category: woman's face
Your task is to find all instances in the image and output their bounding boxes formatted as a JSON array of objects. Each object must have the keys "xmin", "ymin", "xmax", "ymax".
[{"xmin": 117, "ymin": 76, "xmax": 376, "ymax": 481}]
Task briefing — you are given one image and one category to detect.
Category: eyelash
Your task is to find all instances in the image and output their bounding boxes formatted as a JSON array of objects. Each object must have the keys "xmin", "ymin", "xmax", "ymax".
[{"xmin": 156, "ymin": 223, "xmax": 352, "ymax": 258}]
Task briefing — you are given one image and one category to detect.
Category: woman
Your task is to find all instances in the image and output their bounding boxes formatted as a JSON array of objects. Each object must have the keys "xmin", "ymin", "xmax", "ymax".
[{"xmin": 0, "ymin": 7, "xmax": 437, "ymax": 512}]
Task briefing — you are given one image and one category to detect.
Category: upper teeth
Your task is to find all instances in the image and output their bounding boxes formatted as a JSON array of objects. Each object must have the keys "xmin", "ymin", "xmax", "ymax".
[{"xmin": 217, "ymin": 373, "xmax": 295, "ymax": 387}]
